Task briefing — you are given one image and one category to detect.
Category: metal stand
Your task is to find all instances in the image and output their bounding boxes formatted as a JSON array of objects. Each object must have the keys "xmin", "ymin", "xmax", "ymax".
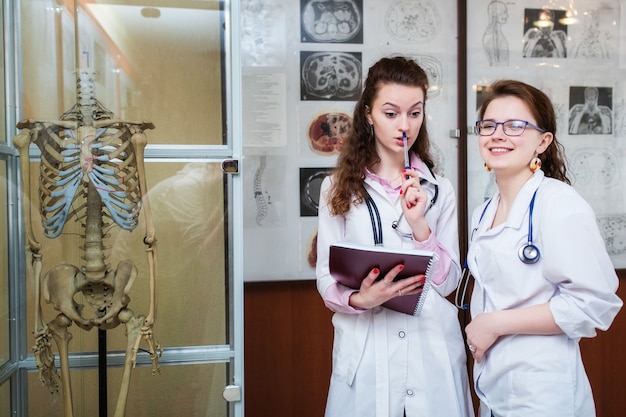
[{"xmin": 98, "ymin": 329, "xmax": 107, "ymax": 417}]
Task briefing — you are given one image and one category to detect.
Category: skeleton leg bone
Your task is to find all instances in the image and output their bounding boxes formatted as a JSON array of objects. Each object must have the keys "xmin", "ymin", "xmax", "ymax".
[
  {"xmin": 114, "ymin": 310, "xmax": 161, "ymax": 417},
  {"xmin": 48, "ymin": 314, "xmax": 75, "ymax": 417}
]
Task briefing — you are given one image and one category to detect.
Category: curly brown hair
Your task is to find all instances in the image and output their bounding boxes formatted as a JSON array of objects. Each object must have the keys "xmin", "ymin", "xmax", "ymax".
[
  {"xmin": 327, "ymin": 56, "xmax": 435, "ymax": 216},
  {"xmin": 478, "ymin": 79, "xmax": 570, "ymax": 184}
]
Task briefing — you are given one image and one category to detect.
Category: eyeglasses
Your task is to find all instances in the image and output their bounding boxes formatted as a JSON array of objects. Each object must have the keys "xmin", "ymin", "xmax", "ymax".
[{"xmin": 475, "ymin": 119, "xmax": 546, "ymax": 136}]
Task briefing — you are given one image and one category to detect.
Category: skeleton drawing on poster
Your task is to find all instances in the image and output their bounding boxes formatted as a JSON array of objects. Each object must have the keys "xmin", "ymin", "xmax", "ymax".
[
  {"xmin": 241, "ymin": 0, "xmax": 286, "ymax": 66},
  {"xmin": 384, "ymin": 0, "xmax": 441, "ymax": 43},
  {"xmin": 570, "ymin": 9, "xmax": 613, "ymax": 59},
  {"xmin": 482, "ymin": 0, "xmax": 509, "ymax": 66}
]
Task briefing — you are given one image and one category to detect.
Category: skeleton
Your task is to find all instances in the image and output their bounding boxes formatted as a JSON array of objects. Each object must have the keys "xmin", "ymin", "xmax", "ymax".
[{"xmin": 13, "ymin": 69, "xmax": 161, "ymax": 417}]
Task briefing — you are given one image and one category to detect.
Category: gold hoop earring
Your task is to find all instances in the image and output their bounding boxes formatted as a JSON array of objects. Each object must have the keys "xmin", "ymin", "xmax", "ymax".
[
  {"xmin": 530, "ymin": 157, "xmax": 542, "ymax": 172},
  {"xmin": 484, "ymin": 163, "xmax": 492, "ymax": 172}
]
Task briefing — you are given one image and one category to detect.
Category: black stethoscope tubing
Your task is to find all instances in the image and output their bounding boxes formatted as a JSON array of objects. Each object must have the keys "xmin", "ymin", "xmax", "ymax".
[
  {"xmin": 519, "ymin": 191, "xmax": 540, "ymax": 264},
  {"xmin": 471, "ymin": 188, "xmax": 540, "ymax": 264},
  {"xmin": 365, "ymin": 193, "xmax": 384, "ymax": 245},
  {"xmin": 455, "ymin": 186, "xmax": 541, "ymax": 310}
]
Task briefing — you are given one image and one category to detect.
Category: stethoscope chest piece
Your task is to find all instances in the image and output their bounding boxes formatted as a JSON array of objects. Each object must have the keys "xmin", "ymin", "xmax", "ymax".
[
  {"xmin": 518, "ymin": 188, "xmax": 541, "ymax": 264},
  {"xmin": 519, "ymin": 243, "xmax": 540, "ymax": 264}
]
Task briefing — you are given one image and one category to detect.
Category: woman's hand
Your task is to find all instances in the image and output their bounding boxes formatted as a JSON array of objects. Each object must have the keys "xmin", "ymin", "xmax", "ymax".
[
  {"xmin": 400, "ymin": 169, "xmax": 431, "ymax": 241},
  {"xmin": 465, "ymin": 303, "xmax": 562, "ymax": 363},
  {"xmin": 464, "ymin": 312, "xmax": 501, "ymax": 363},
  {"xmin": 349, "ymin": 264, "xmax": 425, "ymax": 310}
]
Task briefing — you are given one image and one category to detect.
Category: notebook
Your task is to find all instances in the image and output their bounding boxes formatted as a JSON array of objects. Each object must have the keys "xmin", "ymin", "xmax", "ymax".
[{"xmin": 329, "ymin": 242, "xmax": 438, "ymax": 316}]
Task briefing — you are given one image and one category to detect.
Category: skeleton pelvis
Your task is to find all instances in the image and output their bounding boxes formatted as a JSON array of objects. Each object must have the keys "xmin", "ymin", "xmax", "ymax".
[{"xmin": 43, "ymin": 260, "xmax": 138, "ymax": 330}]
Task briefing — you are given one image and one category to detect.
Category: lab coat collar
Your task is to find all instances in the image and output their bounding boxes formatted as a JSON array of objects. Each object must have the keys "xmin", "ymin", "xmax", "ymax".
[
  {"xmin": 491, "ymin": 170, "xmax": 545, "ymax": 231},
  {"xmin": 364, "ymin": 154, "xmax": 437, "ymax": 195}
]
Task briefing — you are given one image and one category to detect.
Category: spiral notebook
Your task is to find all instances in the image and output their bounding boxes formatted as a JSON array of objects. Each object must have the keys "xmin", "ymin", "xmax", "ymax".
[{"xmin": 329, "ymin": 242, "xmax": 438, "ymax": 316}]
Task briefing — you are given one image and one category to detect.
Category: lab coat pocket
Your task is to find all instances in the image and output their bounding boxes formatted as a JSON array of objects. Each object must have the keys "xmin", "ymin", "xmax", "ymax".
[
  {"xmin": 331, "ymin": 313, "xmax": 370, "ymax": 386},
  {"xmin": 509, "ymin": 370, "xmax": 575, "ymax": 416}
]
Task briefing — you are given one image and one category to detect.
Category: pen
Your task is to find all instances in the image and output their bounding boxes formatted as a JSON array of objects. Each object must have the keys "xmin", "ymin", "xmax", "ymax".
[{"xmin": 403, "ymin": 132, "xmax": 410, "ymax": 178}]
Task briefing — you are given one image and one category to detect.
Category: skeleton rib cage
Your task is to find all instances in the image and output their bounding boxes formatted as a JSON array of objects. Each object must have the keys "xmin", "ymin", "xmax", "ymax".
[{"xmin": 37, "ymin": 121, "xmax": 143, "ymax": 236}]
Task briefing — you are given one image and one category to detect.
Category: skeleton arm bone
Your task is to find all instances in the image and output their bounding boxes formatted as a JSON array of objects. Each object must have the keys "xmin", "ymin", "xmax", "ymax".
[
  {"xmin": 94, "ymin": 119, "xmax": 155, "ymax": 131},
  {"xmin": 17, "ymin": 118, "xmax": 78, "ymax": 130},
  {"xmin": 14, "ymin": 130, "xmax": 54, "ymax": 374},
  {"xmin": 13, "ymin": 132, "xmax": 41, "ymax": 252},
  {"xmin": 131, "ymin": 130, "xmax": 158, "ymax": 326}
]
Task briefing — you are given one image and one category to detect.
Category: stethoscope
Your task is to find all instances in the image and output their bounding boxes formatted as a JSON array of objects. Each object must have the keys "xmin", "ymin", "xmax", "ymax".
[
  {"xmin": 454, "ymin": 186, "xmax": 540, "ymax": 310},
  {"xmin": 473, "ymin": 187, "xmax": 540, "ymax": 263},
  {"xmin": 519, "ymin": 190, "xmax": 540, "ymax": 264},
  {"xmin": 364, "ymin": 166, "xmax": 439, "ymax": 245}
]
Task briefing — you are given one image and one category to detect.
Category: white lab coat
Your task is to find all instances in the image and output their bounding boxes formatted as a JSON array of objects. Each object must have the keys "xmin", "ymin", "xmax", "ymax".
[
  {"xmin": 316, "ymin": 160, "xmax": 474, "ymax": 417},
  {"xmin": 467, "ymin": 170, "xmax": 623, "ymax": 417}
]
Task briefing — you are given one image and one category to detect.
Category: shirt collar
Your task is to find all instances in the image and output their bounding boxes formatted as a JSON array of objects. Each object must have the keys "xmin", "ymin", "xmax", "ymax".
[{"xmin": 364, "ymin": 153, "xmax": 438, "ymax": 192}]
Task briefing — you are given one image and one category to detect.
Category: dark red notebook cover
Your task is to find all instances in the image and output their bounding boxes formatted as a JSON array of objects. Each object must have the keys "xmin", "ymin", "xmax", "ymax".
[{"xmin": 329, "ymin": 242, "xmax": 438, "ymax": 316}]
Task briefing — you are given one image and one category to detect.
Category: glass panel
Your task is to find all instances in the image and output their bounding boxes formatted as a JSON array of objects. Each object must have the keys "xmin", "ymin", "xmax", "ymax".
[
  {"xmin": 20, "ymin": 0, "xmax": 224, "ymax": 145},
  {"xmin": 27, "ymin": 362, "xmax": 229, "ymax": 417},
  {"xmin": 25, "ymin": 161, "xmax": 227, "ymax": 355},
  {"xmin": 0, "ymin": 379, "xmax": 10, "ymax": 415},
  {"xmin": 107, "ymin": 161, "xmax": 228, "ymax": 348},
  {"xmin": 0, "ymin": 159, "xmax": 8, "ymax": 366},
  {"xmin": 18, "ymin": 1, "xmax": 233, "ymax": 415}
]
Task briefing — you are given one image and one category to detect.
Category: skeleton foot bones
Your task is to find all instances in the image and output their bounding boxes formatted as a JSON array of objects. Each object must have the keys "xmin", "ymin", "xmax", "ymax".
[{"xmin": 15, "ymin": 69, "xmax": 161, "ymax": 417}]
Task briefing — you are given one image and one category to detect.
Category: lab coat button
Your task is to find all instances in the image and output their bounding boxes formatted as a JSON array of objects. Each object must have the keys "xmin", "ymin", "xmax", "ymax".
[
  {"xmin": 398, "ymin": 330, "xmax": 406, "ymax": 338},
  {"xmin": 406, "ymin": 388, "xmax": 415, "ymax": 397}
]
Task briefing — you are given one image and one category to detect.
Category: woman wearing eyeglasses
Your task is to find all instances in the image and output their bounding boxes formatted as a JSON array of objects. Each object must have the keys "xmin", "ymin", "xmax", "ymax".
[
  {"xmin": 316, "ymin": 56, "xmax": 473, "ymax": 417},
  {"xmin": 465, "ymin": 79, "xmax": 622, "ymax": 417}
]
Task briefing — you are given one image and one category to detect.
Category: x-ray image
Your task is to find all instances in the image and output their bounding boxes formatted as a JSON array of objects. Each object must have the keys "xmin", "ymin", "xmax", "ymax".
[
  {"xmin": 300, "ymin": 167, "xmax": 332, "ymax": 216},
  {"xmin": 300, "ymin": 0, "xmax": 363, "ymax": 43},
  {"xmin": 522, "ymin": 8, "xmax": 568, "ymax": 58},
  {"xmin": 300, "ymin": 51, "xmax": 362, "ymax": 101},
  {"xmin": 569, "ymin": 86, "xmax": 613, "ymax": 135}
]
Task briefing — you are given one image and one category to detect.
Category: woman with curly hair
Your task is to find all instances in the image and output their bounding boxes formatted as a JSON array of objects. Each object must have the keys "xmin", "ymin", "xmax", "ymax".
[{"xmin": 316, "ymin": 56, "xmax": 473, "ymax": 417}]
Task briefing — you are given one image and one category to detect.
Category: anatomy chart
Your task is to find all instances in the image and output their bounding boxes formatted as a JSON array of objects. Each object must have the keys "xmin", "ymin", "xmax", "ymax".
[
  {"xmin": 467, "ymin": 0, "xmax": 626, "ymax": 268},
  {"xmin": 241, "ymin": 0, "xmax": 459, "ymax": 281}
]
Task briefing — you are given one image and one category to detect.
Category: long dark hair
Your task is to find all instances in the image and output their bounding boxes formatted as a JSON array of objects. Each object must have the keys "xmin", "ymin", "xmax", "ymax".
[
  {"xmin": 328, "ymin": 56, "xmax": 435, "ymax": 216},
  {"xmin": 478, "ymin": 79, "xmax": 570, "ymax": 184}
]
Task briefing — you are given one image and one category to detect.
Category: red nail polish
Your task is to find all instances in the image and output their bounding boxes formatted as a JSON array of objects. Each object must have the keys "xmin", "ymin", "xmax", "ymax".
[
  {"xmin": 398, "ymin": 265, "xmax": 404, "ymax": 270},
  {"xmin": 400, "ymin": 189, "xmax": 403, "ymax": 195},
  {"xmin": 373, "ymin": 268, "xmax": 379, "ymax": 274}
]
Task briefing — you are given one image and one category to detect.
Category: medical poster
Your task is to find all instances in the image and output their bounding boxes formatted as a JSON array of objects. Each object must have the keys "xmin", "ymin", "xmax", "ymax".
[
  {"xmin": 240, "ymin": 0, "xmax": 460, "ymax": 281},
  {"xmin": 467, "ymin": 0, "xmax": 626, "ymax": 268}
]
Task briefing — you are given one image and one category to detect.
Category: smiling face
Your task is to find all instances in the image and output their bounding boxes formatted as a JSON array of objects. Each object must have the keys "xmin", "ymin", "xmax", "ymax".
[
  {"xmin": 479, "ymin": 95, "xmax": 552, "ymax": 179},
  {"xmin": 366, "ymin": 82, "xmax": 425, "ymax": 166}
]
